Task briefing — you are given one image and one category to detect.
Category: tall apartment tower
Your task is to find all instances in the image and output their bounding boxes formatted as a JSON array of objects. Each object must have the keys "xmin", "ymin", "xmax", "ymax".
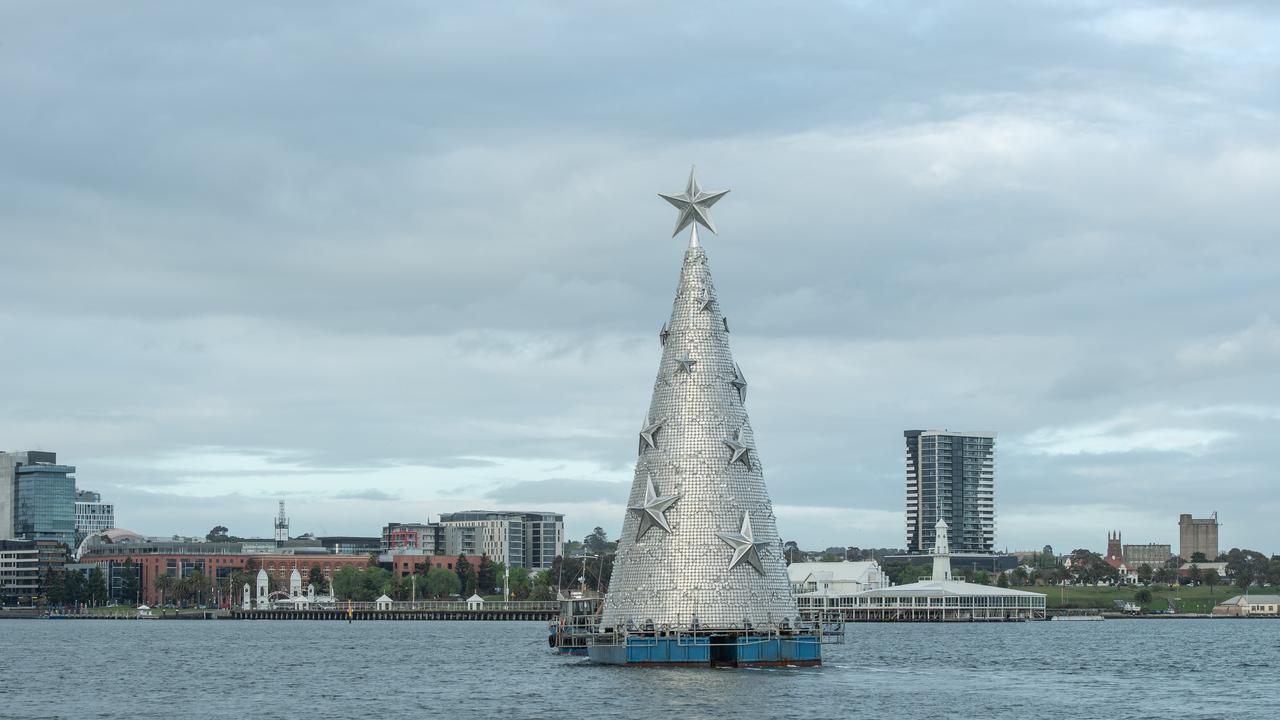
[
  {"xmin": 1178, "ymin": 512, "xmax": 1219, "ymax": 561},
  {"xmin": 905, "ymin": 430, "xmax": 996, "ymax": 554}
]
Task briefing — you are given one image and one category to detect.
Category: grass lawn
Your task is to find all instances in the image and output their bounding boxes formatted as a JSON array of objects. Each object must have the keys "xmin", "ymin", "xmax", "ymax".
[
  {"xmin": 1033, "ymin": 584, "xmax": 1228, "ymax": 613},
  {"xmin": 79, "ymin": 605, "xmax": 213, "ymax": 617}
]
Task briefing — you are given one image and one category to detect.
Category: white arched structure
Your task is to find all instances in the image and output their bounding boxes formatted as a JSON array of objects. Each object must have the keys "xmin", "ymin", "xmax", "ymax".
[{"xmin": 255, "ymin": 569, "xmax": 269, "ymax": 609}]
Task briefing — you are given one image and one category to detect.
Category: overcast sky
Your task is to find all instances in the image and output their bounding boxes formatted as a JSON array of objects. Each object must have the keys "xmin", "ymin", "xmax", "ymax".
[{"xmin": 2, "ymin": 1, "xmax": 1277, "ymax": 553}]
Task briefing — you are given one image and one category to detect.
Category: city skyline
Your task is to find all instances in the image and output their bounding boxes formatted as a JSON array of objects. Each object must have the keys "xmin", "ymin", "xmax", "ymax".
[{"xmin": 3, "ymin": 3, "xmax": 1279, "ymax": 551}]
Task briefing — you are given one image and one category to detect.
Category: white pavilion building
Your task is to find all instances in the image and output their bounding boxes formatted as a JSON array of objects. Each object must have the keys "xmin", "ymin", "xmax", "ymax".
[{"xmin": 836, "ymin": 520, "xmax": 1046, "ymax": 622}]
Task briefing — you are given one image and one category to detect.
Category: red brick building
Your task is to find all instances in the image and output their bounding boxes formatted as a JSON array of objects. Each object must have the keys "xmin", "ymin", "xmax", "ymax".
[
  {"xmin": 76, "ymin": 531, "xmax": 375, "ymax": 606},
  {"xmin": 387, "ymin": 553, "xmax": 484, "ymax": 579}
]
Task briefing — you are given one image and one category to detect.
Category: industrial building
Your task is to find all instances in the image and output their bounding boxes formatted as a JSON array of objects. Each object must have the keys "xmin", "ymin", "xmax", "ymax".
[{"xmin": 1179, "ymin": 512, "xmax": 1220, "ymax": 561}]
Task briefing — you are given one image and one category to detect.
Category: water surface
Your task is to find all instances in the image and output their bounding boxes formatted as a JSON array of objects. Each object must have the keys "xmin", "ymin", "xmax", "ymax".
[{"xmin": 1, "ymin": 619, "xmax": 1274, "ymax": 719}]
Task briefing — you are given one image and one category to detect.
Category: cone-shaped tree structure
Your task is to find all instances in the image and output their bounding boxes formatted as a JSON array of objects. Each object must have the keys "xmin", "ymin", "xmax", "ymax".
[{"xmin": 601, "ymin": 199, "xmax": 798, "ymax": 630}]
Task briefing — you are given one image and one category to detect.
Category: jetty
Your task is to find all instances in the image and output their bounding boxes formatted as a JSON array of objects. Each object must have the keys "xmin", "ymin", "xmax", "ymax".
[{"xmin": 232, "ymin": 600, "xmax": 557, "ymax": 621}]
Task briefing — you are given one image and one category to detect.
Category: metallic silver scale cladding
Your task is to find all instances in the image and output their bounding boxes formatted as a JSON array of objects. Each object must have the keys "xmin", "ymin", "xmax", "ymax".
[{"xmin": 600, "ymin": 245, "xmax": 799, "ymax": 631}]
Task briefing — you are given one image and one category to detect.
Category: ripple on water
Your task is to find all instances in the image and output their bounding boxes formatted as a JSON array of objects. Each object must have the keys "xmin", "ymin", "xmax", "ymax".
[{"xmin": 0, "ymin": 619, "xmax": 1277, "ymax": 719}]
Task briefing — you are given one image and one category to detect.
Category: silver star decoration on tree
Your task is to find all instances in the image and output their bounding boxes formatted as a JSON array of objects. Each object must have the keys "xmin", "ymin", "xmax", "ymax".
[
  {"xmin": 659, "ymin": 166, "xmax": 730, "ymax": 237},
  {"xmin": 659, "ymin": 323, "xmax": 669, "ymax": 347},
  {"xmin": 627, "ymin": 472, "xmax": 680, "ymax": 540},
  {"xmin": 639, "ymin": 418, "xmax": 663, "ymax": 454},
  {"xmin": 724, "ymin": 429, "xmax": 751, "ymax": 470},
  {"xmin": 675, "ymin": 355, "xmax": 697, "ymax": 374},
  {"xmin": 717, "ymin": 511, "xmax": 768, "ymax": 574},
  {"xmin": 698, "ymin": 289, "xmax": 714, "ymax": 312},
  {"xmin": 730, "ymin": 363, "xmax": 748, "ymax": 403}
]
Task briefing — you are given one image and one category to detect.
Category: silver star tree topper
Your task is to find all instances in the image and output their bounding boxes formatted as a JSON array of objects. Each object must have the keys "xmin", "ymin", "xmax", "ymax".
[{"xmin": 659, "ymin": 165, "xmax": 730, "ymax": 242}]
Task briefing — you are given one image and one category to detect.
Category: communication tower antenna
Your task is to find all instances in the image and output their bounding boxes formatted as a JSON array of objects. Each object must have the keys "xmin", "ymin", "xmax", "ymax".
[{"xmin": 274, "ymin": 500, "xmax": 290, "ymax": 544}]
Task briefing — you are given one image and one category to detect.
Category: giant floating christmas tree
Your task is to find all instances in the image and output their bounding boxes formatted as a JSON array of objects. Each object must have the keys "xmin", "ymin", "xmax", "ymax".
[{"xmin": 595, "ymin": 168, "xmax": 804, "ymax": 649}]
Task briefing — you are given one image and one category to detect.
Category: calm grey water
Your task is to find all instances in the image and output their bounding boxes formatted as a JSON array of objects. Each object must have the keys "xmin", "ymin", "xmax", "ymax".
[{"xmin": 1, "ymin": 619, "xmax": 1276, "ymax": 719}]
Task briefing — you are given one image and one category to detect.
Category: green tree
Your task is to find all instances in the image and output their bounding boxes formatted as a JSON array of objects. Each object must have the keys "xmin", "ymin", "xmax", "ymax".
[
  {"xmin": 331, "ymin": 566, "xmax": 363, "ymax": 600},
  {"xmin": 1187, "ymin": 564, "xmax": 1202, "ymax": 586},
  {"xmin": 1137, "ymin": 563, "xmax": 1154, "ymax": 585},
  {"xmin": 120, "ymin": 558, "xmax": 141, "ymax": 604},
  {"xmin": 425, "ymin": 567, "xmax": 461, "ymax": 598},
  {"xmin": 996, "ymin": 571, "xmax": 1009, "ymax": 588},
  {"xmin": 583, "ymin": 527, "xmax": 614, "ymax": 555},
  {"xmin": 206, "ymin": 525, "xmax": 231, "ymax": 543},
  {"xmin": 1010, "ymin": 567, "xmax": 1028, "ymax": 586},
  {"xmin": 308, "ymin": 564, "xmax": 325, "ymax": 594},
  {"xmin": 973, "ymin": 570, "xmax": 990, "ymax": 586},
  {"xmin": 455, "ymin": 555, "xmax": 477, "ymax": 596},
  {"xmin": 1190, "ymin": 551, "xmax": 1208, "ymax": 563},
  {"xmin": 507, "ymin": 566, "xmax": 531, "ymax": 600},
  {"xmin": 490, "ymin": 561, "xmax": 507, "ymax": 594},
  {"xmin": 186, "ymin": 569, "xmax": 208, "ymax": 606},
  {"xmin": 45, "ymin": 570, "xmax": 68, "ymax": 606},
  {"xmin": 477, "ymin": 555, "xmax": 496, "ymax": 595},
  {"xmin": 783, "ymin": 541, "xmax": 803, "ymax": 565},
  {"xmin": 361, "ymin": 566, "xmax": 393, "ymax": 600},
  {"xmin": 1235, "ymin": 568, "xmax": 1254, "ymax": 592},
  {"xmin": 1203, "ymin": 568, "xmax": 1220, "ymax": 604},
  {"xmin": 86, "ymin": 568, "xmax": 108, "ymax": 607},
  {"xmin": 1134, "ymin": 588, "xmax": 1152, "ymax": 605},
  {"xmin": 153, "ymin": 574, "xmax": 175, "ymax": 606}
]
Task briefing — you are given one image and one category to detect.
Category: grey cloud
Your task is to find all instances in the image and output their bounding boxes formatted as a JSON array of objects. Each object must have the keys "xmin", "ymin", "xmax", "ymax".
[
  {"xmin": 486, "ymin": 478, "xmax": 629, "ymax": 505},
  {"xmin": 333, "ymin": 489, "xmax": 400, "ymax": 502},
  {"xmin": 1, "ymin": 2, "xmax": 1278, "ymax": 551}
]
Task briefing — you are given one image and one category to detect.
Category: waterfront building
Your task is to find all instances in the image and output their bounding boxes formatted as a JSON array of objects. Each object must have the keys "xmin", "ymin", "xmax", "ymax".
[
  {"xmin": 904, "ymin": 430, "xmax": 996, "ymax": 554},
  {"xmin": 590, "ymin": 170, "xmax": 823, "ymax": 667},
  {"xmin": 76, "ymin": 529, "xmax": 371, "ymax": 605},
  {"xmin": 74, "ymin": 490, "xmax": 115, "ymax": 548},
  {"xmin": 1178, "ymin": 512, "xmax": 1219, "ymax": 561},
  {"xmin": 35, "ymin": 539, "xmax": 68, "ymax": 592},
  {"xmin": 789, "ymin": 561, "xmax": 889, "ymax": 617},
  {"xmin": 841, "ymin": 520, "xmax": 1046, "ymax": 622},
  {"xmin": 316, "ymin": 536, "xmax": 380, "ymax": 555},
  {"xmin": 0, "ymin": 451, "xmax": 59, "ymax": 540},
  {"xmin": 438, "ymin": 511, "xmax": 563, "ymax": 571},
  {"xmin": 522, "ymin": 512, "xmax": 564, "ymax": 571},
  {"xmin": 0, "ymin": 539, "xmax": 40, "ymax": 604},
  {"xmin": 381, "ymin": 522, "xmax": 442, "ymax": 553},
  {"xmin": 384, "ymin": 551, "xmax": 484, "ymax": 579},
  {"xmin": 14, "ymin": 460, "xmax": 77, "ymax": 548},
  {"xmin": 1212, "ymin": 594, "xmax": 1280, "ymax": 617},
  {"xmin": 63, "ymin": 557, "xmax": 142, "ymax": 604}
]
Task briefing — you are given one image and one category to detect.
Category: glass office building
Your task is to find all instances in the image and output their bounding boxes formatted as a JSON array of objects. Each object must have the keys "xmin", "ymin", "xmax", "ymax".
[{"xmin": 14, "ymin": 463, "xmax": 77, "ymax": 548}]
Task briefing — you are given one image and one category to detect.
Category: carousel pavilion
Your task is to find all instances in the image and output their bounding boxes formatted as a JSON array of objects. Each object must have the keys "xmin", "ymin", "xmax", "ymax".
[{"xmin": 842, "ymin": 520, "xmax": 1046, "ymax": 622}]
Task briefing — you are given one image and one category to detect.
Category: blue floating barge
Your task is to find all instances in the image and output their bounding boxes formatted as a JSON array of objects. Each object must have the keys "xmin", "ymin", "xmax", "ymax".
[{"xmin": 587, "ymin": 628, "xmax": 827, "ymax": 667}]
